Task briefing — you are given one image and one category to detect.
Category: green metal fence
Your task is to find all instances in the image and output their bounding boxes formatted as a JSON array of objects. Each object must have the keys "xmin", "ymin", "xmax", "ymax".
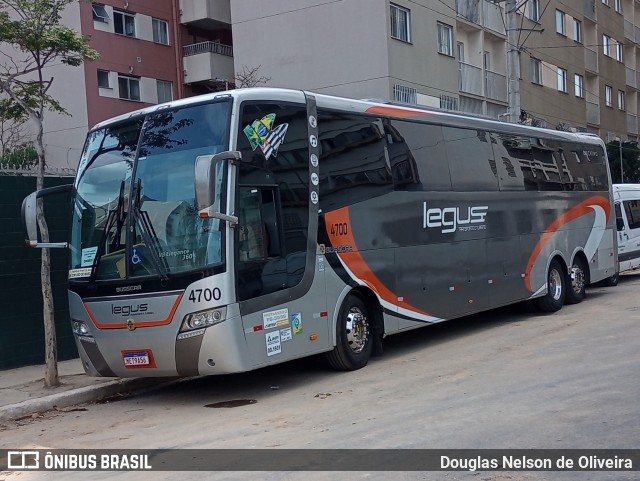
[{"xmin": 0, "ymin": 176, "xmax": 77, "ymax": 369}]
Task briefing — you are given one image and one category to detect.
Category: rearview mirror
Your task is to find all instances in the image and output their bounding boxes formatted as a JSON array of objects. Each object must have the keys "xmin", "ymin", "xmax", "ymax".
[
  {"xmin": 616, "ymin": 218, "xmax": 625, "ymax": 232},
  {"xmin": 195, "ymin": 151, "xmax": 241, "ymax": 224},
  {"xmin": 22, "ymin": 184, "xmax": 73, "ymax": 248}
]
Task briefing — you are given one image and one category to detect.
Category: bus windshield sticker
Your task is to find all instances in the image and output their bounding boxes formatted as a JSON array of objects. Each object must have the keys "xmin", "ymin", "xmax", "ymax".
[
  {"xmin": 69, "ymin": 268, "xmax": 92, "ymax": 279},
  {"xmin": 263, "ymin": 308, "xmax": 289, "ymax": 330},
  {"xmin": 243, "ymin": 113, "xmax": 289, "ymax": 160},
  {"xmin": 81, "ymin": 246, "xmax": 98, "ymax": 267}
]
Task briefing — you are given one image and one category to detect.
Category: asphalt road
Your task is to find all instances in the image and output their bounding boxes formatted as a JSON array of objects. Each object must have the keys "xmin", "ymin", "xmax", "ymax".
[{"xmin": 2, "ymin": 273, "xmax": 639, "ymax": 481}]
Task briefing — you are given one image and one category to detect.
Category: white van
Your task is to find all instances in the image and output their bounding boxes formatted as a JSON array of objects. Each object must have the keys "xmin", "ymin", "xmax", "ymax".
[{"xmin": 608, "ymin": 184, "xmax": 640, "ymax": 285}]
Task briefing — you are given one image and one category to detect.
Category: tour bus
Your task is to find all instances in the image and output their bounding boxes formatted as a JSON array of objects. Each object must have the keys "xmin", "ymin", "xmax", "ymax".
[
  {"xmin": 609, "ymin": 183, "xmax": 640, "ymax": 284},
  {"xmin": 22, "ymin": 88, "xmax": 617, "ymax": 377}
]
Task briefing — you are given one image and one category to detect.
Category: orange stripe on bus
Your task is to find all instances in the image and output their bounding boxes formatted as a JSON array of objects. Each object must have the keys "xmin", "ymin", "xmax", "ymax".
[
  {"xmin": 365, "ymin": 106, "xmax": 431, "ymax": 118},
  {"xmin": 524, "ymin": 196, "xmax": 610, "ymax": 291},
  {"xmin": 85, "ymin": 294, "xmax": 183, "ymax": 330},
  {"xmin": 325, "ymin": 207, "xmax": 430, "ymax": 316}
]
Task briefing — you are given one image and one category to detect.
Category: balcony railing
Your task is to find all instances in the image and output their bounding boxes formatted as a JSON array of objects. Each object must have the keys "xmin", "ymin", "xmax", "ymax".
[
  {"xmin": 586, "ymin": 100, "xmax": 600, "ymax": 125},
  {"xmin": 485, "ymin": 70, "xmax": 507, "ymax": 102},
  {"xmin": 585, "ymin": 47, "xmax": 597, "ymax": 73},
  {"xmin": 627, "ymin": 113, "xmax": 638, "ymax": 135},
  {"xmin": 183, "ymin": 41, "xmax": 233, "ymax": 58},
  {"xmin": 483, "ymin": 0, "xmax": 505, "ymax": 34},
  {"xmin": 625, "ymin": 19, "xmax": 634, "ymax": 41},
  {"xmin": 627, "ymin": 67, "xmax": 637, "ymax": 89},
  {"xmin": 456, "ymin": 0, "xmax": 480, "ymax": 23},
  {"xmin": 583, "ymin": 0, "xmax": 596, "ymax": 21},
  {"xmin": 459, "ymin": 62, "xmax": 483, "ymax": 96}
]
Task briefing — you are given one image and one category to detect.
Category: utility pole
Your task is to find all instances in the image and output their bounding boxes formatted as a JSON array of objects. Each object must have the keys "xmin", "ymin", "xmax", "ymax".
[{"xmin": 506, "ymin": 0, "xmax": 521, "ymax": 123}]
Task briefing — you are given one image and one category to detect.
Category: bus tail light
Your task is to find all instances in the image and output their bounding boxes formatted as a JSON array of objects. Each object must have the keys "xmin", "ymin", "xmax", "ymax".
[
  {"xmin": 179, "ymin": 307, "xmax": 227, "ymax": 333},
  {"xmin": 72, "ymin": 320, "xmax": 92, "ymax": 337}
]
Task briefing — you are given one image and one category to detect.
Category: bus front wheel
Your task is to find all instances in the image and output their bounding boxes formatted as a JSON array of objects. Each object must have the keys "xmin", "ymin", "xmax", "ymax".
[
  {"xmin": 326, "ymin": 293, "xmax": 373, "ymax": 371},
  {"xmin": 534, "ymin": 259, "xmax": 565, "ymax": 313}
]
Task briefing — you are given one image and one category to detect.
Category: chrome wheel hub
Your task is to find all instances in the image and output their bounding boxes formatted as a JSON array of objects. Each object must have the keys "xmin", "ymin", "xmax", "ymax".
[
  {"xmin": 549, "ymin": 269, "xmax": 563, "ymax": 300},
  {"xmin": 345, "ymin": 307, "xmax": 369, "ymax": 354},
  {"xmin": 571, "ymin": 266, "xmax": 585, "ymax": 294}
]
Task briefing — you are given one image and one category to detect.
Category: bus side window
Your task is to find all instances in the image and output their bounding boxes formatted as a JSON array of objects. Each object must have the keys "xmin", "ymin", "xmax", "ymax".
[{"xmin": 442, "ymin": 126, "xmax": 498, "ymax": 191}]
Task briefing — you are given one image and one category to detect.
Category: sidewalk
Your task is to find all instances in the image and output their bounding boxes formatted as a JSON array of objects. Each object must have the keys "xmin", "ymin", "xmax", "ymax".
[{"xmin": 0, "ymin": 359, "xmax": 167, "ymax": 423}]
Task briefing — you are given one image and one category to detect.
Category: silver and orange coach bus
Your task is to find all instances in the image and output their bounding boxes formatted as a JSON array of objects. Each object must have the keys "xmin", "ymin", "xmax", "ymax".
[{"xmin": 22, "ymin": 88, "xmax": 617, "ymax": 377}]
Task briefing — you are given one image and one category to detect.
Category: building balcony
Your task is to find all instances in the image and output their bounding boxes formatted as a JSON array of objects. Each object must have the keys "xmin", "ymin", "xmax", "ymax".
[
  {"xmin": 183, "ymin": 41, "xmax": 234, "ymax": 85},
  {"xmin": 459, "ymin": 62, "xmax": 483, "ymax": 96},
  {"xmin": 624, "ymin": 19, "xmax": 634, "ymax": 41},
  {"xmin": 180, "ymin": 0, "xmax": 231, "ymax": 28},
  {"xmin": 626, "ymin": 66, "xmax": 637, "ymax": 89},
  {"xmin": 455, "ymin": 0, "xmax": 505, "ymax": 35},
  {"xmin": 586, "ymin": 100, "xmax": 600, "ymax": 125},
  {"xmin": 584, "ymin": 47, "xmax": 598, "ymax": 73},
  {"xmin": 485, "ymin": 70, "xmax": 507, "ymax": 102},
  {"xmin": 627, "ymin": 112, "xmax": 638, "ymax": 135},
  {"xmin": 583, "ymin": 0, "xmax": 596, "ymax": 21}
]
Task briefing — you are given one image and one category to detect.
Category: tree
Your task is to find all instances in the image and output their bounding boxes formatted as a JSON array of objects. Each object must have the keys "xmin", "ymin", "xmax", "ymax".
[
  {"xmin": 234, "ymin": 65, "xmax": 271, "ymax": 89},
  {"xmin": 606, "ymin": 140, "xmax": 640, "ymax": 184},
  {"xmin": 0, "ymin": 0, "xmax": 99, "ymax": 386}
]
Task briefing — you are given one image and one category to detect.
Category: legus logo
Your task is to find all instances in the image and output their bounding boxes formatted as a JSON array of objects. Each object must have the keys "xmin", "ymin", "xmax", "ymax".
[
  {"xmin": 111, "ymin": 304, "xmax": 148, "ymax": 317},
  {"xmin": 423, "ymin": 203, "xmax": 489, "ymax": 233}
]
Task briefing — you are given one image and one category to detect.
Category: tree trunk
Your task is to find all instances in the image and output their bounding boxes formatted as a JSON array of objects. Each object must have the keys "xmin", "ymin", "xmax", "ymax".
[{"xmin": 35, "ymin": 121, "xmax": 59, "ymax": 388}]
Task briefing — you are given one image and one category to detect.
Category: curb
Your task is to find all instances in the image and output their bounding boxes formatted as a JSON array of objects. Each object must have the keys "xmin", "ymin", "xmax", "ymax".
[{"xmin": 0, "ymin": 378, "xmax": 166, "ymax": 423}]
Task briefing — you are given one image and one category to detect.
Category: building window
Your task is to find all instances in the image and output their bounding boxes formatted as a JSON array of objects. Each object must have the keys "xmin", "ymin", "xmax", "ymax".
[
  {"xmin": 615, "ymin": 0, "xmax": 622, "ymax": 13},
  {"xmin": 618, "ymin": 90, "xmax": 625, "ymax": 110},
  {"xmin": 557, "ymin": 67, "xmax": 567, "ymax": 92},
  {"xmin": 555, "ymin": 10, "xmax": 566, "ymax": 35},
  {"xmin": 574, "ymin": 74, "xmax": 584, "ymax": 97},
  {"xmin": 157, "ymin": 80, "xmax": 173, "ymax": 104},
  {"xmin": 603, "ymin": 35, "xmax": 611, "ymax": 56},
  {"xmin": 97, "ymin": 70, "xmax": 110, "ymax": 88},
  {"xmin": 602, "ymin": 0, "xmax": 609, "ymax": 5},
  {"xmin": 528, "ymin": 0, "xmax": 540, "ymax": 21},
  {"xmin": 390, "ymin": 4, "xmax": 411, "ymax": 42},
  {"xmin": 152, "ymin": 18, "xmax": 169, "ymax": 45},
  {"xmin": 92, "ymin": 4, "xmax": 109, "ymax": 23},
  {"xmin": 437, "ymin": 22, "xmax": 454, "ymax": 56},
  {"xmin": 118, "ymin": 75, "xmax": 140, "ymax": 101},
  {"xmin": 113, "ymin": 10, "xmax": 135, "ymax": 37},
  {"xmin": 531, "ymin": 58, "xmax": 542, "ymax": 84},
  {"xmin": 616, "ymin": 41, "xmax": 624, "ymax": 62},
  {"xmin": 605, "ymin": 85, "xmax": 613, "ymax": 107},
  {"xmin": 573, "ymin": 19, "xmax": 582, "ymax": 43},
  {"xmin": 393, "ymin": 84, "xmax": 417, "ymax": 104}
]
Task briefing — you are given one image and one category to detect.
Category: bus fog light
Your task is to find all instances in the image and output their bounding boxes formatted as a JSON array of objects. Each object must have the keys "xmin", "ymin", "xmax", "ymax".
[
  {"xmin": 72, "ymin": 320, "xmax": 91, "ymax": 336},
  {"xmin": 180, "ymin": 307, "xmax": 227, "ymax": 333}
]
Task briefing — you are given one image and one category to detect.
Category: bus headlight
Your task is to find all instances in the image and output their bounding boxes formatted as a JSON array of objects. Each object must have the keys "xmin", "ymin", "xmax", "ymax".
[
  {"xmin": 72, "ymin": 320, "xmax": 92, "ymax": 337},
  {"xmin": 179, "ymin": 307, "xmax": 227, "ymax": 333}
]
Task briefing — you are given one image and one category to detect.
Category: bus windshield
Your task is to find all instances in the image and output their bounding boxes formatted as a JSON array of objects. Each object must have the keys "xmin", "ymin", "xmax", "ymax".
[{"xmin": 70, "ymin": 100, "xmax": 232, "ymax": 281}]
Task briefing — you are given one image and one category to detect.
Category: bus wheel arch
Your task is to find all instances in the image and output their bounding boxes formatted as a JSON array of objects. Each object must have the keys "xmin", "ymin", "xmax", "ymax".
[
  {"xmin": 325, "ymin": 287, "xmax": 382, "ymax": 371},
  {"xmin": 565, "ymin": 251, "xmax": 589, "ymax": 304},
  {"xmin": 534, "ymin": 257, "xmax": 566, "ymax": 313}
]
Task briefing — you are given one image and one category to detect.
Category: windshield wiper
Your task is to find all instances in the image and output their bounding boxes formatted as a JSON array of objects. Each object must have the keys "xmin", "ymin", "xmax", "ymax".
[
  {"xmin": 87, "ymin": 180, "xmax": 126, "ymax": 287},
  {"xmin": 130, "ymin": 179, "xmax": 170, "ymax": 283}
]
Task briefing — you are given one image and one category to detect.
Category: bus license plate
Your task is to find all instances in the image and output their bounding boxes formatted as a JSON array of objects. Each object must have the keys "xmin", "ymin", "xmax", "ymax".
[{"xmin": 123, "ymin": 351, "xmax": 151, "ymax": 367}]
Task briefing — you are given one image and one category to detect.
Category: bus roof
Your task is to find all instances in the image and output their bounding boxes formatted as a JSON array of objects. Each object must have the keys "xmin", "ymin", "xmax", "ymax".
[{"xmin": 92, "ymin": 87, "xmax": 605, "ymax": 147}]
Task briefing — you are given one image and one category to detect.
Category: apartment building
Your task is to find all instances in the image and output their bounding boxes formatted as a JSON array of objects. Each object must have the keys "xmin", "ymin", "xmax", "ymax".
[
  {"xmin": 26, "ymin": 0, "xmax": 234, "ymax": 170},
  {"xmin": 231, "ymin": 0, "xmax": 639, "ymax": 142},
  {"xmin": 14, "ymin": 0, "xmax": 640, "ymax": 170}
]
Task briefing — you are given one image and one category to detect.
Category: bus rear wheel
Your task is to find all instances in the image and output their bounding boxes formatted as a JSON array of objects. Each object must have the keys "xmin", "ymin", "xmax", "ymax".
[
  {"xmin": 326, "ymin": 293, "xmax": 373, "ymax": 371},
  {"xmin": 565, "ymin": 257, "xmax": 587, "ymax": 304},
  {"xmin": 534, "ymin": 259, "xmax": 565, "ymax": 313}
]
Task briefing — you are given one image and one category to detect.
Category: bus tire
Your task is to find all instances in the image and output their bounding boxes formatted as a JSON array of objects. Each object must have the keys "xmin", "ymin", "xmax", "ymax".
[
  {"xmin": 565, "ymin": 257, "xmax": 587, "ymax": 305},
  {"xmin": 326, "ymin": 293, "xmax": 373, "ymax": 371},
  {"xmin": 534, "ymin": 259, "xmax": 565, "ymax": 313},
  {"xmin": 600, "ymin": 273, "xmax": 619, "ymax": 287}
]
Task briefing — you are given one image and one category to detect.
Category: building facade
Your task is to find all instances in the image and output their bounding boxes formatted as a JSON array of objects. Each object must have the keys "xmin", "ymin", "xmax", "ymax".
[{"xmin": 9, "ymin": 0, "xmax": 640, "ymax": 171}]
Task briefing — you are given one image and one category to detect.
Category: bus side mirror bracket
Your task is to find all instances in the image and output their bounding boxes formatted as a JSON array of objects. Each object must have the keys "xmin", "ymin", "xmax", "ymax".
[
  {"xmin": 195, "ymin": 151, "xmax": 241, "ymax": 225},
  {"xmin": 21, "ymin": 184, "xmax": 73, "ymax": 248}
]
